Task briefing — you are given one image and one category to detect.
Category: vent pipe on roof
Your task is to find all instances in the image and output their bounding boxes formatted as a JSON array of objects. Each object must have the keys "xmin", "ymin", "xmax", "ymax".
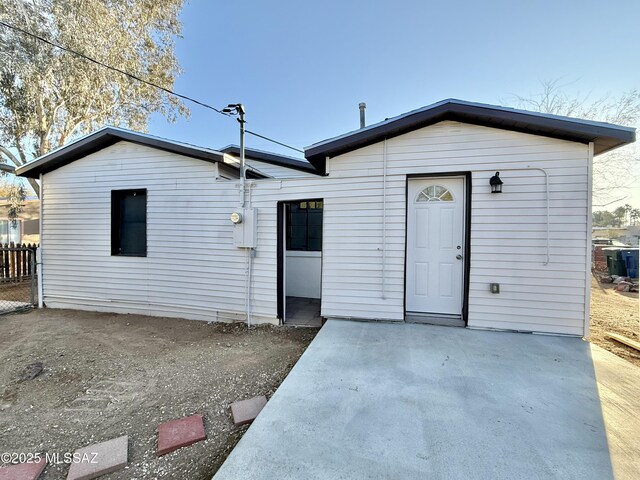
[{"xmin": 359, "ymin": 102, "xmax": 366, "ymax": 128}]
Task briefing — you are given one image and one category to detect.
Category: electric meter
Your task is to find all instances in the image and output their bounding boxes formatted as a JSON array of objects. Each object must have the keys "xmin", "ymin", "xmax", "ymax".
[{"xmin": 230, "ymin": 211, "xmax": 243, "ymax": 224}]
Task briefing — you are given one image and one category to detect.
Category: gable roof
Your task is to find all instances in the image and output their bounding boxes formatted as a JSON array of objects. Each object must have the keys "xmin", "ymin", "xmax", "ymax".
[
  {"xmin": 15, "ymin": 126, "xmax": 267, "ymax": 179},
  {"xmin": 220, "ymin": 145, "xmax": 318, "ymax": 174},
  {"xmin": 304, "ymin": 99, "xmax": 636, "ymax": 174}
]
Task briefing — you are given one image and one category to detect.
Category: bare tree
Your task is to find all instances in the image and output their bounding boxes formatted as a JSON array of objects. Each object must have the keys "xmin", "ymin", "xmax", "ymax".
[{"xmin": 506, "ymin": 80, "xmax": 639, "ymax": 204}]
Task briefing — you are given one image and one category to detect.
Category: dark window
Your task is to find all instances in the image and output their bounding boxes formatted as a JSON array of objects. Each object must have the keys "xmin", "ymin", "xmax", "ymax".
[
  {"xmin": 112, "ymin": 189, "xmax": 147, "ymax": 256},
  {"xmin": 286, "ymin": 200, "xmax": 323, "ymax": 251}
]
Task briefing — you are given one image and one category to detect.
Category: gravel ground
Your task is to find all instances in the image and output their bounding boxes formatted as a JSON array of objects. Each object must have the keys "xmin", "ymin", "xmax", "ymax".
[
  {"xmin": 589, "ymin": 274, "xmax": 640, "ymax": 367},
  {"xmin": 0, "ymin": 309, "xmax": 317, "ymax": 479},
  {"xmin": 1, "ymin": 282, "xmax": 636, "ymax": 478}
]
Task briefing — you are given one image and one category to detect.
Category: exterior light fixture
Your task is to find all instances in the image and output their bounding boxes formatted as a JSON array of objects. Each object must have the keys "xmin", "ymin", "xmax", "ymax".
[
  {"xmin": 490, "ymin": 283, "xmax": 500, "ymax": 294},
  {"xmin": 490, "ymin": 172, "xmax": 503, "ymax": 193}
]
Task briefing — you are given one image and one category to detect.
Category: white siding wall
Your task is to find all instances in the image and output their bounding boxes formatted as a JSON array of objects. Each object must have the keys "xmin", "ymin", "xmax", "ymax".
[
  {"xmin": 286, "ymin": 251, "xmax": 321, "ymax": 298},
  {"xmin": 42, "ymin": 121, "xmax": 590, "ymax": 336},
  {"xmin": 42, "ymin": 141, "xmax": 260, "ymax": 322},
  {"xmin": 322, "ymin": 121, "xmax": 590, "ymax": 335},
  {"xmin": 243, "ymin": 175, "xmax": 408, "ymax": 321}
]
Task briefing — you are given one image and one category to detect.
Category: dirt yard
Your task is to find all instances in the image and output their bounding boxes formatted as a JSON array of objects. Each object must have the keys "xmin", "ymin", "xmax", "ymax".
[
  {"xmin": 590, "ymin": 275, "xmax": 640, "ymax": 367},
  {"xmin": 0, "ymin": 309, "xmax": 317, "ymax": 479}
]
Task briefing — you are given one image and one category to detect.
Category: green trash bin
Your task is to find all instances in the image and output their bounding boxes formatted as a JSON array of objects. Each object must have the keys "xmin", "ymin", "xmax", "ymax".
[{"xmin": 602, "ymin": 247, "xmax": 628, "ymax": 276}]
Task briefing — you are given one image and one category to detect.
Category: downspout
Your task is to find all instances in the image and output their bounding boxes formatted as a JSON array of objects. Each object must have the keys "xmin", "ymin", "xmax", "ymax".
[
  {"xmin": 584, "ymin": 143, "xmax": 594, "ymax": 338},
  {"xmin": 246, "ymin": 181, "xmax": 253, "ymax": 327},
  {"xmin": 536, "ymin": 167, "xmax": 551, "ymax": 266},
  {"xmin": 245, "ymin": 246, "xmax": 251, "ymax": 327},
  {"xmin": 536, "ymin": 167, "xmax": 550, "ymax": 266},
  {"xmin": 37, "ymin": 173, "xmax": 44, "ymax": 308},
  {"xmin": 381, "ymin": 138, "xmax": 388, "ymax": 299}
]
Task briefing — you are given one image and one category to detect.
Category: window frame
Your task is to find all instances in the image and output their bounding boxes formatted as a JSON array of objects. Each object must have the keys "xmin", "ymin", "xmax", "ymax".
[
  {"xmin": 111, "ymin": 189, "xmax": 147, "ymax": 257},
  {"xmin": 286, "ymin": 199, "xmax": 323, "ymax": 252}
]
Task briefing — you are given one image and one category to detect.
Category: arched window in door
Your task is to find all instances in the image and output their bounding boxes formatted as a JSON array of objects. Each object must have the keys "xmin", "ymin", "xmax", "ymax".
[{"xmin": 415, "ymin": 185, "xmax": 454, "ymax": 202}]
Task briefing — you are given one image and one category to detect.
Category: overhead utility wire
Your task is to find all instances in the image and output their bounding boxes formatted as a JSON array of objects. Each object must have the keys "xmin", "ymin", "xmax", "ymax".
[
  {"xmin": 0, "ymin": 20, "xmax": 228, "ymax": 115},
  {"xmin": 0, "ymin": 20, "xmax": 305, "ymax": 155},
  {"xmin": 245, "ymin": 129, "xmax": 304, "ymax": 153}
]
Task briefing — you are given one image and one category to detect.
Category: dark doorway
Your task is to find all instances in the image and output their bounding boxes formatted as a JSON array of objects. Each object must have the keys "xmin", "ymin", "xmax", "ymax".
[{"xmin": 278, "ymin": 199, "xmax": 323, "ymax": 326}]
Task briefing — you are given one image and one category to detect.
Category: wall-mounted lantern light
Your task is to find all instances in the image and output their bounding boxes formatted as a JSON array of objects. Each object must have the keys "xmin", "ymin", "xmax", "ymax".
[{"xmin": 489, "ymin": 172, "xmax": 503, "ymax": 193}]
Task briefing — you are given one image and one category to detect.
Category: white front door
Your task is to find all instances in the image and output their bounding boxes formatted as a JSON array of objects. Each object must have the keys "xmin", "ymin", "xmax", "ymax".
[{"xmin": 406, "ymin": 177, "xmax": 465, "ymax": 316}]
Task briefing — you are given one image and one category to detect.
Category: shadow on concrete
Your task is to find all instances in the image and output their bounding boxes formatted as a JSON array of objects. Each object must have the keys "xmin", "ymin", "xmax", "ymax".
[{"xmin": 591, "ymin": 343, "xmax": 640, "ymax": 479}]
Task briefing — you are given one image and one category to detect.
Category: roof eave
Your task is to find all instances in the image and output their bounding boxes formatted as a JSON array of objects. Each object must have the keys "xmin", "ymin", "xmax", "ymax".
[
  {"xmin": 15, "ymin": 127, "xmax": 260, "ymax": 178},
  {"xmin": 220, "ymin": 145, "xmax": 319, "ymax": 175},
  {"xmin": 304, "ymin": 100, "xmax": 636, "ymax": 170}
]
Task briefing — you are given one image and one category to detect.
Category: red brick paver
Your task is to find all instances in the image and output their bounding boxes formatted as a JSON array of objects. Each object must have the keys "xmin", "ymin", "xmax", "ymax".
[
  {"xmin": 231, "ymin": 396, "xmax": 268, "ymax": 426},
  {"xmin": 0, "ymin": 458, "xmax": 46, "ymax": 480},
  {"xmin": 157, "ymin": 414, "xmax": 206, "ymax": 456}
]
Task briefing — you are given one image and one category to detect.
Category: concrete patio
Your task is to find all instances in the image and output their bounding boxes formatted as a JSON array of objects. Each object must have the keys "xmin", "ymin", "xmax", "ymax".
[{"xmin": 214, "ymin": 320, "xmax": 640, "ymax": 480}]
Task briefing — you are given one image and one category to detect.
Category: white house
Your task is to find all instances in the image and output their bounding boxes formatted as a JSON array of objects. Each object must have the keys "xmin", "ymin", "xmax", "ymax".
[{"xmin": 16, "ymin": 99, "xmax": 635, "ymax": 336}]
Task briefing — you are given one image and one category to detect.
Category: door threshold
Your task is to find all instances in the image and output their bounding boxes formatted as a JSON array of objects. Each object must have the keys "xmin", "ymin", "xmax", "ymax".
[
  {"xmin": 405, "ymin": 312, "xmax": 465, "ymax": 327},
  {"xmin": 284, "ymin": 297, "xmax": 322, "ymax": 327}
]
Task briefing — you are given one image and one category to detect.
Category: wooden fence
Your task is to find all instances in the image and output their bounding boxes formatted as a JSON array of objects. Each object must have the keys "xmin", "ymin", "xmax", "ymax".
[{"xmin": 0, "ymin": 243, "xmax": 38, "ymax": 282}]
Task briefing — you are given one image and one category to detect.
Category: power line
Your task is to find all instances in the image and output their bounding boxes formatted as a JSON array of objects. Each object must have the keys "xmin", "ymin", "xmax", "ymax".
[
  {"xmin": 0, "ymin": 20, "xmax": 228, "ymax": 116},
  {"xmin": 246, "ymin": 130, "xmax": 304, "ymax": 153},
  {"xmin": 0, "ymin": 20, "xmax": 306, "ymax": 155},
  {"xmin": 593, "ymin": 196, "xmax": 629, "ymax": 207}
]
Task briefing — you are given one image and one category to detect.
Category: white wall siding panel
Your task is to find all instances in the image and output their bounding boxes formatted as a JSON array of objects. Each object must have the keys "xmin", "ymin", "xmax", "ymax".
[
  {"xmin": 43, "ymin": 121, "xmax": 590, "ymax": 335},
  {"xmin": 42, "ymin": 141, "xmax": 266, "ymax": 323},
  {"xmin": 327, "ymin": 121, "xmax": 589, "ymax": 335},
  {"xmin": 286, "ymin": 252, "xmax": 322, "ymax": 298}
]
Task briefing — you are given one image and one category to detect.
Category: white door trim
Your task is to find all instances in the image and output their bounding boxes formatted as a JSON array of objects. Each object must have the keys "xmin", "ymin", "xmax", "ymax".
[{"xmin": 405, "ymin": 175, "xmax": 467, "ymax": 324}]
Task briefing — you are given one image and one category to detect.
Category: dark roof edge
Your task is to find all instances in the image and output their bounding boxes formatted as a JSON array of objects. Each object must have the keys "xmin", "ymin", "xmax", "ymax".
[
  {"xmin": 16, "ymin": 127, "xmax": 267, "ymax": 178},
  {"xmin": 220, "ymin": 145, "xmax": 319, "ymax": 174},
  {"xmin": 304, "ymin": 99, "xmax": 636, "ymax": 171}
]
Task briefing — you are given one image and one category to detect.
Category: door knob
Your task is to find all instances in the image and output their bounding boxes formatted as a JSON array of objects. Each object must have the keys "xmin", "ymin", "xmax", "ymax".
[{"xmin": 456, "ymin": 254, "xmax": 463, "ymax": 260}]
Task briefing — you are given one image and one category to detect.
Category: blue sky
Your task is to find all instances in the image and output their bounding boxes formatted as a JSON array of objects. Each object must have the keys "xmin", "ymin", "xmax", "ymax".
[{"xmin": 149, "ymin": 0, "xmax": 639, "ymax": 206}]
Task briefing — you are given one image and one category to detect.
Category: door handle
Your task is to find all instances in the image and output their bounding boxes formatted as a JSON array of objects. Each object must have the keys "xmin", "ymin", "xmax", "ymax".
[{"xmin": 456, "ymin": 254, "xmax": 463, "ymax": 260}]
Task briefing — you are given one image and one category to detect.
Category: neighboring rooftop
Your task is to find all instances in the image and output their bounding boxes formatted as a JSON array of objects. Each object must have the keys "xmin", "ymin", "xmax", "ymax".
[
  {"xmin": 15, "ymin": 127, "xmax": 266, "ymax": 178},
  {"xmin": 220, "ymin": 145, "xmax": 318, "ymax": 174},
  {"xmin": 304, "ymin": 98, "xmax": 637, "ymax": 174}
]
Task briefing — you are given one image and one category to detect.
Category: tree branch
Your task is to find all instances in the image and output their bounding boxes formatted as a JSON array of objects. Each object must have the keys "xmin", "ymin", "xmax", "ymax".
[
  {"xmin": 13, "ymin": 139, "xmax": 28, "ymax": 165},
  {"xmin": 0, "ymin": 146, "xmax": 20, "ymax": 166},
  {"xmin": 35, "ymin": 79, "xmax": 50, "ymax": 154},
  {"xmin": 44, "ymin": 100, "xmax": 66, "ymax": 145},
  {"xmin": 26, "ymin": 177, "xmax": 40, "ymax": 197},
  {"xmin": 59, "ymin": 117, "xmax": 86, "ymax": 147}
]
